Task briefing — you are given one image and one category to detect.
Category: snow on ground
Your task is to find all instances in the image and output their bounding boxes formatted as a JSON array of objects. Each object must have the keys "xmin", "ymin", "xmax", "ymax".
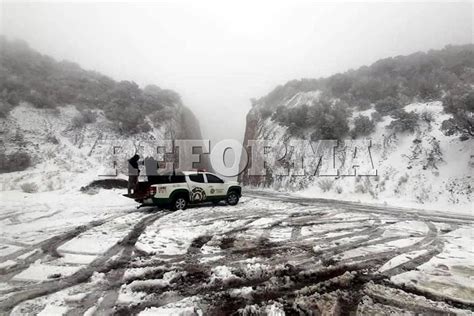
[
  {"xmin": 57, "ymin": 253, "xmax": 97, "ymax": 265},
  {"xmin": 135, "ymin": 198, "xmax": 296, "ymax": 256},
  {"xmin": 0, "ymin": 245, "xmax": 22, "ymax": 257},
  {"xmin": 0, "ymin": 189, "xmax": 137, "ymax": 245},
  {"xmin": 0, "ymin": 260, "xmax": 16, "ymax": 270},
  {"xmin": 0, "ymin": 188, "xmax": 138, "ymax": 286},
  {"xmin": 391, "ymin": 226, "xmax": 474, "ymax": 304},
  {"xmin": 58, "ymin": 211, "xmax": 146, "ymax": 256},
  {"xmin": 1, "ymin": 192, "xmax": 473, "ymax": 314},
  {"xmin": 382, "ymin": 220, "xmax": 429, "ymax": 237},
  {"xmin": 139, "ymin": 296, "xmax": 203, "ymax": 316},
  {"xmin": 378, "ymin": 249, "xmax": 429, "ymax": 273},
  {"xmin": 13, "ymin": 262, "xmax": 82, "ymax": 282},
  {"xmin": 9, "ymin": 267, "xmax": 110, "ymax": 316},
  {"xmin": 37, "ymin": 305, "xmax": 69, "ymax": 316},
  {"xmin": 339, "ymin": 237, "xmax": 423, "ymax": 261}
]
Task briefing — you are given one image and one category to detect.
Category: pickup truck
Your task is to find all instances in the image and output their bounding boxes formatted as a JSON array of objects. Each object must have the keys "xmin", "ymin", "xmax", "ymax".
[{"xmin": 134, "ymin": 170, "xmax": 242, "ymax": 210}]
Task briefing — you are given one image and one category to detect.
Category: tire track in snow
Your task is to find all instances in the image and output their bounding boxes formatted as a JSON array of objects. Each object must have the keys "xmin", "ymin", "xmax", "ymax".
[
  {"xmin": 0, "ymin": 211, "xmax": 138, "ymax": 264},
  {"xmin": 245, "ymin": 190, "xmax": 474, "ymax": 224},
  {"xmin": 0, "ymin": 211, "xmax": 166, "ymax": 314},
  {"xmin": 337, "ymin": 220, "xmax": 439, "ymax": 266},
  {"xmin": 0, "ymin": 210, "xmax": 156, "ymax": 286},
  {"xmin": 5, "ymin": 193, "xmax": 471, "ymax": 314}
]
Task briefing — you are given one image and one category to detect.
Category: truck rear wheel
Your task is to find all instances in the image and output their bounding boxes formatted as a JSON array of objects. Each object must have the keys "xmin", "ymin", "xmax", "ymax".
[
  {"xmin": 173, "ymin": 196, "xmax": 188, "ymax": 210},
  {"xmin": 226, "ymin": 191, "xmax": 239, "ymax": 206}
]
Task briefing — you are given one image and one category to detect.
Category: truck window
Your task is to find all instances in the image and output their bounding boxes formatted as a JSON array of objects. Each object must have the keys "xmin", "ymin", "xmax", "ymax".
[
  {"xmin": 206, "ymin": 174, "xmax": 224, "ymax": 183},
  {"xmin": 170, "ymin": 175, "xmax": 186, "ymax": 183},
  {"xmin": 148, "ymin": 175, "xmax": 185, "ymax": 184},
  {"xmin": 189, "ymin": 174, "xmax": 205, "ymax": 183}
]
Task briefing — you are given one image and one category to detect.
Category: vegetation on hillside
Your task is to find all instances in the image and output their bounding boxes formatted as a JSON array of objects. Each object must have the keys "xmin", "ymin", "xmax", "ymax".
[
  {"xmin": 0, "ymin": 37, "xmax": 182, "ymax": 134},
  {"xmin": 258, "ymin": 44, "xmax": 474, "ymax": 139},
  {"xmin": 272, "ymin": 100, "xmax": 350, "ymax": 140}
]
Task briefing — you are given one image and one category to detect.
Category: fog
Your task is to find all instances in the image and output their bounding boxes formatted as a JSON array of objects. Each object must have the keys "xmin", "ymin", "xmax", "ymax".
[{"xmin": 1, "ymin": 0, "xmax": 472, "ymax": 146}]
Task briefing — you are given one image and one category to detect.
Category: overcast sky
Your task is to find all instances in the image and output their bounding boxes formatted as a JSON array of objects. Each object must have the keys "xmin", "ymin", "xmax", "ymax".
[{"xmin": 1, "ymin": 1, "xmax": 472, "ymax": 146}]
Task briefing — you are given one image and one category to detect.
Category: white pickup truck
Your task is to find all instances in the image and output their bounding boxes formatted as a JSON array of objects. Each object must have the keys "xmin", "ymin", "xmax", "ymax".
[{"xmin": 141, "ymin": 170, "xmax": 242, "ymax": 210}]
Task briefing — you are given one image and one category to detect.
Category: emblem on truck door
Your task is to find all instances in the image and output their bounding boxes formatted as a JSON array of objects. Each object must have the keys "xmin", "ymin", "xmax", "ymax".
[{"xmin": 191, "ymin": 187, "xmax": 206, "ymax": 201}]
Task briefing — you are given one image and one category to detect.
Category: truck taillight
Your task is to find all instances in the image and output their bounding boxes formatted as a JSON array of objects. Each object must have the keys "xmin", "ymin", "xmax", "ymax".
[{"xmin": 148, "ymin": 187, "xmax": 157, "ymax": 196}]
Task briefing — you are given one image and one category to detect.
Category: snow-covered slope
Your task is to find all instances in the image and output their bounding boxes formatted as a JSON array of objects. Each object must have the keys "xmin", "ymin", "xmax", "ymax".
[
  {"xmin": 240, "ymin": 93, "xmax": 473, "ymax": 213},
  {"xmin": 0, "ymin": 102, "xmax": 208, "ymax": 193}
]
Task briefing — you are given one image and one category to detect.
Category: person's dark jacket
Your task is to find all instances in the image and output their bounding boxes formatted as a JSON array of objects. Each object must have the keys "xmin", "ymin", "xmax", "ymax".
[{"xmin": 128, "ymin": 155, "xmax": 140, "ymax": 176}]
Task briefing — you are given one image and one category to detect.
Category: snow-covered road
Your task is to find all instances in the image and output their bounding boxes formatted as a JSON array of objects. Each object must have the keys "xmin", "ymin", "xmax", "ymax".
[{"xmin": 0, "ymin": 190, "xmax": 473, "ymax": 315}]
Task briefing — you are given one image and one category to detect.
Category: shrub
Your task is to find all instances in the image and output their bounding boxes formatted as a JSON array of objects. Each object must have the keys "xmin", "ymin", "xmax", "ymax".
[
  {"xmin": 139, "ymin": 121, "xmax": 152, "ymax": 133},
  {"xmin": 260, "ymin": 107, "xmax": 273, "ymax": 120},
  {"xmin": 270, "ymin": 97, "xmax": 350, "ymax": 140},
  {"xmin": 46, "ymin": 181, "xmax": 55, "ymax": 191},
  {"xmin": 72, "ymin": 109, "xmax": 97, "ymax": 128},
  {"xmin": 416, "ymin": 186, "xmax": 430, "ymax": 204},
  {"xmin": 46, "ymin": 134, "xmax": 59, "ymax": 144},
  {"xmin": 351, "ymin": 115, "xmax": 375, "ymax": 138},
  {"xmin": 142, "ymin": 85, "xmax": 180, "ymax": 112},
  {"xmin": 420, "ymin": 110, "xmax": 435, "ymax": 123},
  {"xmin": 387, "ymin": 111, "xmax": 419, "ymax": 133},
  {"xmin": 26, "ymin": 90, "xmax": 57, "ymax": 108},
  {"xmin": 355, "ymin": 183, "xmax": 367, "ymax": 194},
  {"xmin": 398, "ymin": 174, "xmax": 409, "ymax": 186},
  {"xmin": 271, "ymin": 105, "xmax": 287, "ymax": 122},
  {"xmin": 417, "ymin": 78, "xmax": 441, "ymax": 100},
  {"xmin": 0, "ymin": 151, "xmax": 32, "ymax": 173},
  {"xmin": 287, "ymin": 122, "xmax": 304, "ymax": 137},
  {"xmin": 307, "ymin": 100, "xmax": 350, "ymax": 140},
  {"xmin": 104, "ymin": 102, "xmax": 154, "ymax": 134},
  {"xmin": 350, "ymin": 77, "xmax": 385, "ymax": 102},
  {"xmin": 149, "ymin": 107, "xmax": 176, "ymax": 127},
  {"xmin": 371, "ymin": 111, "xmax": 383, "ymax": 122},
  {"xmin": 354, "ymin": 177, "xmax": 376, "ymax": 197},
  {"xmin": 389, "ymin": 108, "xmax": 406, "ymax": 119},
  {"xmin": 273, "ymin": 104, "xmax": 309, "ymax": 130},
  {"xmin": 352, "ymin": 99, "xmax": 371, "ymax": 111},
  {"xmin": 81, "ymin": 109, "xmax": 97, "ymax": 123},
  {"xmin": 374, "ymin": 97, "xmax": 401, "ymax": 116},
  {"xmin": 441, "ymin": 89, "xmax": 474, "ymax": 138},
  {"xmin": 328, "ymin": 74, "xmax": 353, "ymax": 96},
  {"xmin": 318, "ymin": 179, "xmax": 333, "ymax": 192},
  {"xmin": 21, "ymin": 182, "xmax": 38, "ymax": 193}
]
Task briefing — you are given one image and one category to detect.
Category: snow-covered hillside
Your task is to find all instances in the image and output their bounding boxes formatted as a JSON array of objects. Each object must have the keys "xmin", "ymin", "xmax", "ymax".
[
  {"xmin": 240, "ymin": 92, "xmax": 473, "ymax": 213},
  {"xmin": 0, "ymin": 102, "xmax": 207, "ymax": 193}
]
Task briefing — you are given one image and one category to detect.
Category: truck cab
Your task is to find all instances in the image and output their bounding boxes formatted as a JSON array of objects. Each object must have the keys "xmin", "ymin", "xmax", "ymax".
[{"xmin": 146, "ymin": 170, "xmax": 241, "ymax": 210}]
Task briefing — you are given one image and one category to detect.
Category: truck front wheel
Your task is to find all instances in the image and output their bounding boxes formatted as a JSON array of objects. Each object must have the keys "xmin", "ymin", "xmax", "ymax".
[
  {"xmin": 226, "ymin": 191, "xmax": 239, "ymax": 206},
  {"xmin": 173, "ymin": 196, "xmax": 188, "ymax": 210}
]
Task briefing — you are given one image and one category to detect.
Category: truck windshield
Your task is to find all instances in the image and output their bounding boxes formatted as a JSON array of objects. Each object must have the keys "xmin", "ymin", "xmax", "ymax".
[{"xmin": 206, "ymin": 174, "xmax": 224, "ymax": 183}]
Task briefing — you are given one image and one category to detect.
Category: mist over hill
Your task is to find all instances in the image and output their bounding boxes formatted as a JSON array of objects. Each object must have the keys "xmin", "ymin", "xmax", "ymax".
[{"xmin": 0, "ymin": 37, "xmax": 191, "ymax": 133}]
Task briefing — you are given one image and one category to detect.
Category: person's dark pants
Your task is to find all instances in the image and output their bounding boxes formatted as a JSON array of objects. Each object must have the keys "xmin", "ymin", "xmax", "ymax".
[{"xmin": 128, "ymin": 175, "xmax": 138, "ymax": 195}]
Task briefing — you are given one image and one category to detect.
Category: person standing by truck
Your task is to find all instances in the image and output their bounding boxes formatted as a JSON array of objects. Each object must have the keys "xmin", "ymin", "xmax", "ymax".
[
  {"xmin": 144, "ymin": 156, "xmax": 159, "ymax": 184},
  {"xmin": 128, "ymin": 154, "xmax": 140, "ymax": 196}
]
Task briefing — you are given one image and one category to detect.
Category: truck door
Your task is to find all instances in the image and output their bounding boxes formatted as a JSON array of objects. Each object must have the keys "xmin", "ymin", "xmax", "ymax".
[
  {"xmin": 187, "ymin": 173, "xmax": 207, "ymax": 202},
  {"xmin": 204, "ymin": 173, "xmax": 226, "ymax": 199}
]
